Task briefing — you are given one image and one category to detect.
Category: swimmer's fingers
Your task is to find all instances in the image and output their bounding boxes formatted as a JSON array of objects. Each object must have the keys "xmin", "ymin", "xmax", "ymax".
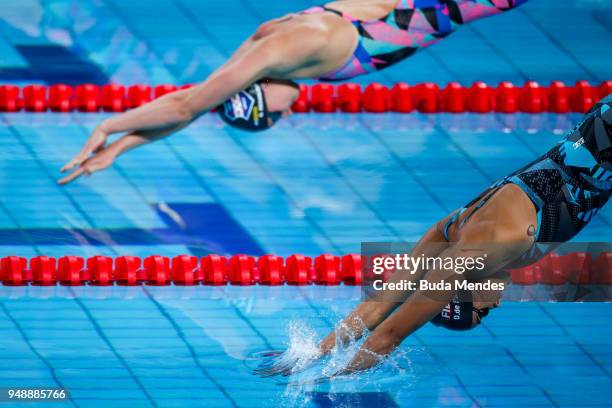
[
  {"xmin": 253, "ymin": 350, "xmax": 290, "ymax": 369},
  {"xmin": 258, "ymin": 367, "xmax": 293, "ymax": 378},
  {"xmin": 61, "ymin": 127, "xmax": 108, "ymax": 172},
  {"xmin": 60, "ymin": 145, "xmax": 100, "ymax": 172},
  {"xmin": 266, "ymin": 365, "xmax": 294, "ymax": 377},
  {"xmin": 252, "ymin": 350, "xmax": 284, "ymax": 365},
  {"xmin": 57, "ymin": 167, "xmax": 85, "ymax": 185},
  {"xmin": 261, "ymin": 351, "xmax": 283, "ymax": 358},
  {"xmin": 254, "ymin": 348, "xmax": 324, "ymax": 377},
  {"xmin": 254, "ymin": 360, "xmax": 296, "ymax": 377},
  {"xmin": 255, "ymin": 355, "xmax": 320, "ymax": 377},
  {"xmin": 58, "ymin": 151, "xmax": 115, "ymax": 185},
  {"xmin": 253, "ymin": 364, "xmax": 289, "ymax": 377},
  {"xmin": 60, "ymin": 156, "xmax": 86, "ymax": 173}
]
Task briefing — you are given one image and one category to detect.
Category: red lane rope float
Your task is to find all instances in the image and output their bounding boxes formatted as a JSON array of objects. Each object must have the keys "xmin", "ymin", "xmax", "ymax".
[
  {"xmin": 0, "ymin": 81, "xmax": 610, "ymax": 114},
  {"xmin": 0, "ymin": 252, "xmax": 609, "ymax": 286}
]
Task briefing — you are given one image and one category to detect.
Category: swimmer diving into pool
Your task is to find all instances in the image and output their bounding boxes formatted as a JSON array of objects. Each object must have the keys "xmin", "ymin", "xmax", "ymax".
[
  {"xmin": 255, "ymin": 95, "xmax": 612, "ymax": 379},
  {"xmin": 58, "ymin": 0, "xmax": 527, "ymax": 184}
]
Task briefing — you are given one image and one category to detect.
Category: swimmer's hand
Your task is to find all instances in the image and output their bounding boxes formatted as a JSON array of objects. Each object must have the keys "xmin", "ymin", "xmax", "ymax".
[
  {"xmin": 58, "ymin": 144, "xmax": 117, "ymax": 185},
  {"xmin": 61, "ymin": 126, "xmax": 109, "ymax": 174},
  {"xmin": 253, "ymin": 349, "xmax": 321, "ymax": 378}
]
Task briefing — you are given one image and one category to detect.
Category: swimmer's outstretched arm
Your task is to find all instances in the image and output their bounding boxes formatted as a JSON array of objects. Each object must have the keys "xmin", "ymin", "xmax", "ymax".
[
  {"xmin": 258, "ymin": 262, "xmax": 459, "ymax": 379},
  {"xmin": 59, "ymin": 25, "xmax": 325, "ymax": 184},
  {"xmin": 332, "ymin": 212, "xmax": 536, "ymax": 377},
  {"xmin": 58, "ymin": 41, "xmax": 272, "ymax": 179},
  {"xmin": 57, "ymin": 127, "xmax": 181, "ymax": 184},
  {"xmin": 317, "ymin": 226, "xmax": 451, "ymax": 355},
  {"xmin": 255, "ymin": 227, "xmax": 449, "ymax": 377},
  {"xmin": 332, "ymin": 275, "xmax": 455, "ymax": 376}
]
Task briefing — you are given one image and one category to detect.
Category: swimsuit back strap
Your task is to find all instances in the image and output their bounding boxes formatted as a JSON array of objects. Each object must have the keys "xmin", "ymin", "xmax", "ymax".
[
  {"xmin": 324, "ymin": 6, "xmax": 358, "ymax": 22},
  {"xmin": 443, "ymin": 208, "xmax": 466, "ymax": 241},
  {"xmin": 443, "ymin": 185, "xmax": 501, "ymax": 241},
  {"xmin": 458, "ymin": 187, "xmax": 501, "ymax": 229}
]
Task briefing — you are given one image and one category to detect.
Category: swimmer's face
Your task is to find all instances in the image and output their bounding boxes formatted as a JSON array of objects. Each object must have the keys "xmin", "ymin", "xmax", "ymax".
[
  {"xmin": 473, "ymin": 295, "xmax": 501, "ymax": 311},
  {"xmin": 261, "ymin": 79, "xmax": 300, "ymax": 121},
  {"xmin": 471, "ymin": 285, "xmax": 503, "ymax": 327}
]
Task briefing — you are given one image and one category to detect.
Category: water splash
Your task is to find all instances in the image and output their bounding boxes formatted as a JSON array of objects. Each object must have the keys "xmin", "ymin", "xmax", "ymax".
[{"xmin": 271, "ymin": 318, "xmax": 425, "ymax": 407}]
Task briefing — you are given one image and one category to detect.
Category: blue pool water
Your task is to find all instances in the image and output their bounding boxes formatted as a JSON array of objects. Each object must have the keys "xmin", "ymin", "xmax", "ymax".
[{"xmin": 0, "ymin": 0, "xmax": 611, "ymax": 407}]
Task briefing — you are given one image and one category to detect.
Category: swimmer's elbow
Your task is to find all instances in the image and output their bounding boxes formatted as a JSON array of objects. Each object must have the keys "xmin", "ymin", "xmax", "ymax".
[
  {"xmin": 176, "ymin": 103, "xmax": 194, "ymax": 124},
  {"xmin": 168, "ymin": 93, "xmax": 195, "ymax": 123}
]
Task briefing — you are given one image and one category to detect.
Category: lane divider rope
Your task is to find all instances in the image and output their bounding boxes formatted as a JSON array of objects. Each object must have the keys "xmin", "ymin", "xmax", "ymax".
[
  {"xmin": 0, "ymin": 252, "xmax": 609, "ymax": 286},
  {"xmin": 0, "ymin": 80, "xmax": 610, "ymax": 114}
]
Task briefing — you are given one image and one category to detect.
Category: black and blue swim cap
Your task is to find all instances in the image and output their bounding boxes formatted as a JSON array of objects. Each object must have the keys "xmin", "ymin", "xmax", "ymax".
[
  {"xmin": 430, "ymin": 291, "xmax": 490, "ymax": 331},
  {"xmin": 217, "ymin": 82, "xmax": 281, "ymax": 132}
]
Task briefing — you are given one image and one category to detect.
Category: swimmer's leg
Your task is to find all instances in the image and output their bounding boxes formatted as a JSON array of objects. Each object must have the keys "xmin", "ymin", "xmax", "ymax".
[
  {"xmin": 454, "ymin": 0, "xmax": 529, "ymax": 24},
  {"xmin": 403, "ymin": 0, "xmax": 529, "ymax": 52}
]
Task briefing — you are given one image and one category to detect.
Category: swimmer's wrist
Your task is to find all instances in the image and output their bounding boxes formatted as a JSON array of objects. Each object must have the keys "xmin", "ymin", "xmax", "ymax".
[
  {"xmin": 106, "ymin": 142, "xmax": 123, "ymax": 158},
  {"xmin": 98, "ymin": 121, "xmax": 111, "ymax": 135},
  {"xmin": 318, "ymin": 337, "xmax": 334, "ymax": 355}
]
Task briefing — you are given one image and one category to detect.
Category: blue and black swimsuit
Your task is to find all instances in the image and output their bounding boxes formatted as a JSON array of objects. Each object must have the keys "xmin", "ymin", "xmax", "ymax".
[{"xmin": 445, "ymin": 95, "xmax": 612, "ymax": 243}]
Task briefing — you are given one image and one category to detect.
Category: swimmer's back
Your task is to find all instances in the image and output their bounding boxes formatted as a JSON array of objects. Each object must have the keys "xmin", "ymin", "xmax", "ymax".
[{"xmin": 505, "ymin": 95, "xmax": 611, "ymax": 242}]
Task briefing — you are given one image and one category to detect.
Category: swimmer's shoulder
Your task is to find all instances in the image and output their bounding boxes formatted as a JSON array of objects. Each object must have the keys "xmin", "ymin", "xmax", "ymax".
[{"xmin": 253, "ymin": 12, "xmax": 334, "ymax": 41}]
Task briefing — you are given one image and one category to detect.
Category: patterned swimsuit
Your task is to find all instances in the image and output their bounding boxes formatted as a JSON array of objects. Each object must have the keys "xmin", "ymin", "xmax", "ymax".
[
  {"xmin": 303, "ymin": 0, "xmax": 529, "ymax": 81},
  {"xmin": 444, "ymin": 95, "xmax": 612, "ymax": 243}
]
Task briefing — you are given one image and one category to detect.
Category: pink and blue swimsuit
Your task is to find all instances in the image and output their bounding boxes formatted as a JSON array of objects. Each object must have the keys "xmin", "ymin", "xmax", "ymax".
[{"xmin": 303, "ymin": 0, "xmax": 529, "ymax": 81}]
